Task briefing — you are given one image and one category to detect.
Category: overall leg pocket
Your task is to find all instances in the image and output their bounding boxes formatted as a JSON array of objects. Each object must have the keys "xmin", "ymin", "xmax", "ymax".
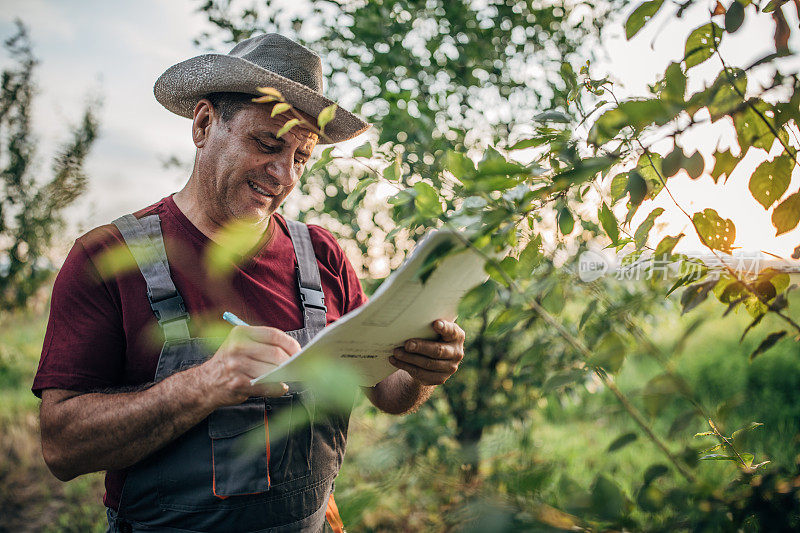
[
  {"xmin": 208, "ymin": 398, "xmax": 282, "ymax": 497},
  {"xmin": 266, "ymin": 387, "xmax": 314, "ymax": 486}
]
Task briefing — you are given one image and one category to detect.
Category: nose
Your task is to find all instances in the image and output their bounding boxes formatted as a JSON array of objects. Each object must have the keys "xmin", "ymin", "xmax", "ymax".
[{"xmin": 265, "ymin": 152, "xmax": 298, "ymax": 188}]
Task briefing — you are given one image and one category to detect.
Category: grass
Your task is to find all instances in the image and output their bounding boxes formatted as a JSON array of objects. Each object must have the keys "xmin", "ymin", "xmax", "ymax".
[
  {"xmin": 0, "ymin": 300, "xmax": 106, "ymax": 533},
  {"xmin": 0, "ymin": 291, "xmax": 798, "ymax": 531}
]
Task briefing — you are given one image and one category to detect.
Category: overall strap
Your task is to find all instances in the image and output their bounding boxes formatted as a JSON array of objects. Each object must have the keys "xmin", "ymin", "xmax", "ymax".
[
  {"xmin": 285, "ymin": 220, "xmax": 327, "ymax": 331},
  {"xmin": 112, "ymin": 214, "xmax": 191, "ymax": 341}
]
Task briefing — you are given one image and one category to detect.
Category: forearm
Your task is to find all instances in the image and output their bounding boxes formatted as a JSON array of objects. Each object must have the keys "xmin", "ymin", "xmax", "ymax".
[
  {"xmin": 40, "ymin": 365, "xmax": 216, "ymax": 481},
  {"xmin": 364, "ymin": 369, "xmax": 435, "ymax": 415}
]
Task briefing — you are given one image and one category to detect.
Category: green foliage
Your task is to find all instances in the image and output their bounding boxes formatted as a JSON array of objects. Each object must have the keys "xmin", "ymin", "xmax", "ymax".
[
  {"xmin": 749, "ymin": 154, "xmax": 791, "ymax": 209},
  {"xmin": 192, "ymin": 0, "xmax": 800, "ymax": 529},
  {"xmin": 625, "ymin": 0, "xmax": 665, "ymax": 40},
  {"xmin": 0, "ymin": 21, "xmax": 100, "ymax": 311}
]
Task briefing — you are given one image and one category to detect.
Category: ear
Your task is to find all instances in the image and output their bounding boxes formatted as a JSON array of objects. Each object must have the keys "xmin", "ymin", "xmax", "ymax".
[{"xmin": 192, "ymin": 99, "xmax": 215, "ymax": 148}]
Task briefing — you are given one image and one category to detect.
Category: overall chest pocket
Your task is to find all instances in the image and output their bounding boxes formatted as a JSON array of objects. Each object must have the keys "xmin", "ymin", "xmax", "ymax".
[
  {"xmin": 207, "ymin": 387, "xmax": 314, "ymax": 497},
  {"xmin": 265, "ymin": 387, "xmax": 314, "ymax": 487},
  {"xmin": 208, "ymin": 398, "xmax": 271, "ymax": 497}
]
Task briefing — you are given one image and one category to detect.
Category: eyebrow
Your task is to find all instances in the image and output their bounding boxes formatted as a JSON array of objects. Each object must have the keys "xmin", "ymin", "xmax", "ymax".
[{"xmin": 255, "ymin": 132, "xmax": 313, "ymax": 159}]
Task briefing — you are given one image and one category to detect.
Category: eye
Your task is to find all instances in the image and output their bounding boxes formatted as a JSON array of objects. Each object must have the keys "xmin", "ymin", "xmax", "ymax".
[{"xmin": 255, "ymin": 139, "xmax": 278, "ymax": 152}]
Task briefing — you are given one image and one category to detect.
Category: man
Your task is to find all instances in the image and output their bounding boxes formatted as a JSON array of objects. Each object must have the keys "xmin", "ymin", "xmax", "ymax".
[{"xmin": 33, "ymin": 34, "xmax": 465, "ymax": 532}]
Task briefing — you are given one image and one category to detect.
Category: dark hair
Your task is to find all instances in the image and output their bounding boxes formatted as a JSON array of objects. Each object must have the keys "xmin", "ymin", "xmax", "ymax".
[{"xmin": 202, "ymin": 92, "xmax": 259, "ymax": 122}]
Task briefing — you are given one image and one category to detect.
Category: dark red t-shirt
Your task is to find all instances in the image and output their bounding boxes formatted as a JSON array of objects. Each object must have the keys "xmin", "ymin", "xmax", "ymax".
[{"xmin": 32, "ymin": 194, "xmax": 366, "ymax": 510}]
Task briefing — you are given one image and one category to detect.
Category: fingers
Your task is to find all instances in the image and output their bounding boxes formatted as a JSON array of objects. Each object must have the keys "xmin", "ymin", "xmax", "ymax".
[
  {"xmin": 431, "ymin": 319, "xmax": 465, "ymax": 343},
  {"xmin": 251, "ymin": 381, "xmax": 289, "ymax": 398},
  {"xmin": 390, "ymin": 319, "xmax": 465, "ymax": 386},
  {"xmin": 227, "ymin": 326, "xmax": 297, "ymax": 365},
  {"xmin": 391, "ymin": 348, "xmax": 460, "ymax": 373},
  {"xmin": 390, "ymin": 349, "xmax": 458, "ymax": 386},
  {"xmin": 402, "ymin": 339, "xmax": 463, "ymax": 362},
  {"xmin": 238, "ymin": 325, "xmax": 302, "ymax": 357}
]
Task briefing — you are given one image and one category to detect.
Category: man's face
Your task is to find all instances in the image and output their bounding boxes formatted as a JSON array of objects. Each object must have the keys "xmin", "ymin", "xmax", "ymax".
[{"xmin": 193, "ymin": 100, "xmax": 318, "ymax": 227}]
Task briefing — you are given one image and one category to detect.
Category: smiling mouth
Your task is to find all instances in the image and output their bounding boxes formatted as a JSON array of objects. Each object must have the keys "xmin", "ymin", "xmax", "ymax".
[{"xmin": 247, "ymin": 179, "xmax": 277, "ymax": 197}]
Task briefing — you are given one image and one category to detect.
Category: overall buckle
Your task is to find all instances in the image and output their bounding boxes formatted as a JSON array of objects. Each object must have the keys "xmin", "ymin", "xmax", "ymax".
[
  {"xmin": 148, "ymin": 292, "xmax": 188, "ymax": 323},
  {"xmin": 298, "ymin": 285, "xmax": 327, "ymax": 312}
]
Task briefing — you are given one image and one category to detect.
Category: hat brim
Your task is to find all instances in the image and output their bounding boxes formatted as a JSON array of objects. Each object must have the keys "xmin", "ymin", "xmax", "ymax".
[{"xmin": 154, "ymin": 54, "xmax": 370, "ymax": 144}]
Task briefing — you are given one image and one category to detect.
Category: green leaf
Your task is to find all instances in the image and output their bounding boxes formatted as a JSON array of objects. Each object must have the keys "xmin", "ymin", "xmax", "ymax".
[
  {"xmin": 669, "ymin": 410, "xmax": 699, "ymax": 438},
  {"xmin": 750, "ymin": 331, "xmax": 787, "ymax": 359},
  {"xmin": 317, "ymin": 103, "xmax": 337, "ymax": 131},
  {"xmin": 476, "ymin": 158, "xmax": 526, "ymax": 178},
  {"xmin": 610, "ymin": 173, "xmax": 628, "ymax": 202},
  {"xmin": 625, "ymin": 0, "xmax": 665, "ymax": 40},
  {"xmin": 662, "ymin": 62, "xmax": 686, "ymax": 102},
  {"xmin": 486, "ymin": 307, "xmax": 532, "ymax": 337},
  {"xmin": 270, "ymin": 102, "xmax": 291, "ymax": 117},
  {"xmin": 772, "ymin": 192, "xmax": 800, "ymax": 235},
  {"xmin": 593, "ymin": 331, "xmax": 627, "ymax": 372},
  {"xmin": 446, "ymin": 150, "xmax": 476, "ymax": 179},
  {"xmin": 684, "ymin": 151, "xmax": 705, "ymax": 179},
  {"xmin": 458, "ymin": 282, "xmax": 496, "ymax": 317},
  {"xmin": 725, "ymin": 1, "xmax": 745, "ymax": 33},
  {"xmin": 352, "ymin": 142, "xmax": 373, "ymax": 158},
  {"xmin": 598, "ymin": 202, "xmax": 619, "ymax": 244},
  {"xmin": 699, "ymin": 453, "xmax": 738, "ymax": 461},
  {"xmin": 414, "ymin": 240, "xmax": 456, "ymax": 284},
  {"xmin": 517, "ymin": 235, "xmax": 543, "ymax": 274},
  {"xmin": 413, "ymin": 182, "xmax": 443, "ymax": 218},
  {"xmin": 643, "ymin": 464, "xmax": 669, "ymax": 485},
  {"xmin": 276, "ymin": 118, "xmax": 300, "ymax": 138},
  {"xmin": 749, "ymin": 155, "xmax": 792, "ymax": 209},
  {"xmin": 636, "ymin": 154, "xmax": 666, "ymax": 198},
  {"xmin": 534, "ymin": 110, "xmax": 572, "ymax": 123},
  {"xmin": 634, "ymin": 208, "xmax": 664, "ymax": 249},
  {"xmin": 763, "ymin": 0, "xmax": 787, "ymax": 13},
  {"xmin": 552, "ymin": 156, "xmax": 614, "ymax": 189},
  {"xmin": 731, "ymin": 422, "xmax": 764, "ymax": 443},
  {"xmin": 626, "ymin": 170, "xmax": 648, "ymax": 206},
  {"xmin": 579, "ymin": 300, "xmax": 599, "ymax": 330},
  {"xmin": 710, "ymin": 149, "xmax": 741, "ymax": 183},
  {"xmin": 692, "ymin": 208, "xmax": 735, "ymax": 252},
  {"xmin": 310, "ymin": 146, "xmax": 335, "ymax": 172},
  {"xmin": 589, "ymin": 99, "xmax": 677, "ymax": 145},
  {"xmin": 590, "ymin": 475, "xmax": 628, "ymax": 519},
  {"xmin": 684, "ymin": 23, "xmax": 723, "ymax": 70},
  {"xmin": 706, "ymin": 68, "xmax": 748, "ymax": 120},
  {"xmin": 637, "ymin": 484, "xmax": 665, "ymax": 512},
  {"xmin": 558, "ymin": 205, "xmax": 575, "ymax": 235},
  {"xmin": 642, "ymin": 374, "xmax": 683, "ymax": 416},
  {"xmin": 734, "ymin": 99, "xmax": 775, "ymax": 151},
  {"xmin": 654, "ymin": 233, "xmax": 683, "ymax": 258},
  {"xmin": 383, "ymin": 156, "xmax": 402, "ymax": 182},
  {"xmin": 509, "ymin": 137, "xmax": 547, "ymax": 150},
  {"xmin": 681, "ymin": 279, "xmax": 718, "ymax": 314},
  {"xmin": 607, "ymin": 432, "xmax": 638, "ymax": 452},
  {"xmin": 543, "ymin": 369, "xmax": 586, "ymax": 391},
  {"xmin": 343, "ymin": 176, "xmax": 377, "ymax": 209},
  {"xmin": 662, "ymin": 147, "xmax": 685, "ymax": 178}
]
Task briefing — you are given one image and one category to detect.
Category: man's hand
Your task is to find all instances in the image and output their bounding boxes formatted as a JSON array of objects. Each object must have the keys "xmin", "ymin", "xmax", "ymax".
[
  {"xmin": 389, "ymin": 319, "xmax": 465, "ymax": 385},
  {"xmin": 199, "ymin": 325, "xmax": 300, "ymax": 406}
]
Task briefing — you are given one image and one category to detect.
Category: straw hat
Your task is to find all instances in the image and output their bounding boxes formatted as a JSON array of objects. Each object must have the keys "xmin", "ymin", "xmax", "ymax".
[{"xmin": 154, "ymin": 34, "xmax": 370, "ymax": 144}]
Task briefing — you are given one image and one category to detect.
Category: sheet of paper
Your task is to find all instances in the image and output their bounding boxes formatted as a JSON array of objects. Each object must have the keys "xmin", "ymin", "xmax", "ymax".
[{"xmin": 252, "ymin": 229, "xmax": 490, "ymax": 387}]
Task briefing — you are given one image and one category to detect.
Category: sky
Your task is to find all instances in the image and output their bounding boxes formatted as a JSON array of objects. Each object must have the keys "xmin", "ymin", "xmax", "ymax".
[{"xmin": 1, "ymin": 0, "xmax": 799, "ymax": 261}]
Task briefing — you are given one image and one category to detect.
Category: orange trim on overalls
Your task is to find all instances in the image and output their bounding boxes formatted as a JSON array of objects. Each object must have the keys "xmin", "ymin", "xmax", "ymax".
[
  {"xmin": 264, "ymin": 410, "xmax": 271, "ymax": 486},
  {"xmin": 211, "ymin": 411, "xmax": 272, "ymax": 499},
  {"xmin": 325, "ymin": 493, "xmax": 345, "ymax": 533}
]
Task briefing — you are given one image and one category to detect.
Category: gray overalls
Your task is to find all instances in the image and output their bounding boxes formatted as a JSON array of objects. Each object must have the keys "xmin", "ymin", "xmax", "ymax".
[{"xmin": 105, "ymin": 213, "xmax": 352, "ymax": 532}]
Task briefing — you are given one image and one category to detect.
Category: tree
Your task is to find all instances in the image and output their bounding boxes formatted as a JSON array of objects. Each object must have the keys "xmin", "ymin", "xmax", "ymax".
[
  {"xmin": 195, "ymin": 0, "xmax": 800, "ymax": 528},
  {"xmin": 0, "ymin": 21, "xmax": 100, "ymax": 311},
  {"xmin": 195, "ymin": 0, "xmax": 622, "ymax": 477}
]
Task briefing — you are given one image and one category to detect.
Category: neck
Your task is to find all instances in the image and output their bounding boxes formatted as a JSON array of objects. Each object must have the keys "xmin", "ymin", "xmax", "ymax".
[{"xmin": 173, "ymin": 175, "xmax": 271, "ymax": 253}]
